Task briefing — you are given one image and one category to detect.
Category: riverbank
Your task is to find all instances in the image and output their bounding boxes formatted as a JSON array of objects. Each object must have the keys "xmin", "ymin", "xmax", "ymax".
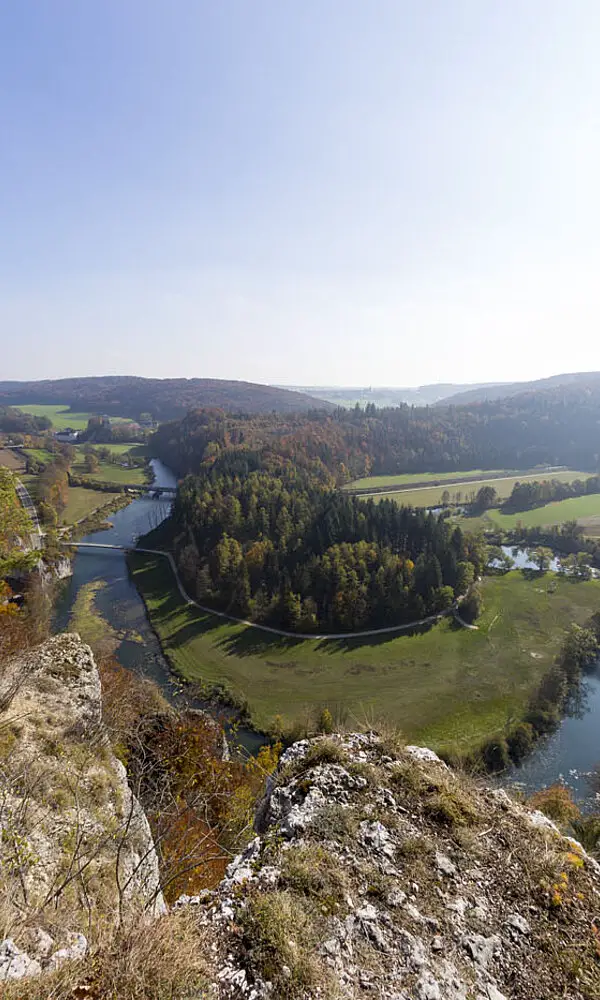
[{"xmin": 127, "ymin": 557, "xmax": 600, "ymax": 756}]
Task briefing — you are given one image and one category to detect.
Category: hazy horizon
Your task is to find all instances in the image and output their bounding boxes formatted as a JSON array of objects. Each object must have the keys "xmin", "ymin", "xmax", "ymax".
[{"xmin": 3, "ymin": 2, "xmax": 600, "ymax": 384}]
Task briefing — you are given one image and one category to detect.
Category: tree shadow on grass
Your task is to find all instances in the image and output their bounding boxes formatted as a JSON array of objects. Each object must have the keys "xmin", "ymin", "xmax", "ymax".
[
  {"xmin": 214, "ymin": 619, "xmax": 439, "ymax": 659},
  {"xmin": 215, "ymin": 629, "xmax": 307, "ymax": 659},
  {"xmin": 314, "ymin": 620, "xmax": 437, "ymax": 655}
]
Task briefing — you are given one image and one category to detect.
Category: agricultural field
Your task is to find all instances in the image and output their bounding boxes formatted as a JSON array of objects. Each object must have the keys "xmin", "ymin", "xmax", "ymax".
[
  {"xmin": 18, "ymin": 473, "xmax": 118, "ymax": 526},
  {"xmin": 12, "ymin": 404, "xmax": 95, "ymax": 430},
  {"xmin": 61, "ymin": 487, "xmax": 119, "ymax": 524},
  {"xmin": 22, "ymin": 448, "xmax": 55, "ymax": 465},
  {"xmin": 459, "ymin": 494, "xmax": 600, "ymax": 533},
  {"xmin": 70, "ymin": 457, "xmax": 147, "ymax": 485},
  {"xmin": 0, "ymin": 448, "xmax": 24, "ymax": 472},
  {"xmin": 371, "ymin": 471, "xmax": 588, "ymax": 509},
  {"xmin": 130, "ymin": 556, "xmax": 600, "ymax": 758},
  {"xmin": 345, "ymin": 469, "xmax": 510, "ymax": 490},
  {"xmin": 13, "ymin": 403, "xmax": 133, "ymax": 430}
]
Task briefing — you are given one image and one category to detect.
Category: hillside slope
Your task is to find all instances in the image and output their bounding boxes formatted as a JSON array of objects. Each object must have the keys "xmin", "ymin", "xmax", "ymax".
[
  {"xmin": 443, "ymin": 371, "xmax": 600, "ymax": 405},
  {"xmin": 0, "ymin": 376, "xmax": 333, "ymax": 421}
]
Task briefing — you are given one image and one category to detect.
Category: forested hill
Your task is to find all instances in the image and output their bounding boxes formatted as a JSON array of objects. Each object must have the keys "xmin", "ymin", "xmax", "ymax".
[
  {"xmin": 0, "ymin": 376, "xmax": 333, "ymax": 420},
  {"xmin": 152, "ymin": 382, "xmax": 600, "ymax": 480},
  {"xmin": 442, "ymin": 370, "xmax": 600, "ymax": 406}
]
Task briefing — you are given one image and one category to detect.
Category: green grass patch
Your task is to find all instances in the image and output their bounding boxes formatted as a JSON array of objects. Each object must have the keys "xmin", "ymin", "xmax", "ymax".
[
  {"xmin": 62, "ymin": 487, "xmax": 117, "ymax": 525},
  {"xmin": 13, "ymin": 403, "xmax": 133, "ymax": 430},
  {"xmin": 129, "ymin": 557, "xmax": 600, "ymax": 757},
  {"xmin": 68, "ymin": 581, "xmax": 121, "ymax": 657},
  {"xmin": 13, "ymin": 404, "xmax": 94, "ymax": 430},
  {"xmin": 457, "ymin": 494, "xmax": 600, "ymax": 531},
  {"xmin": 22, "ymin": 448, "xmax": 55, "ymax": 464},
  {"xmin": 71, "ymin": 459, "xmax": 147, "ymax": 485},
  {"xmin": 345, "ymin": 469, "xmax": 510, "ymax": 490},
  {"xmin": 373, "ymin": 471, "xmax": 588, "ymax": 508}
]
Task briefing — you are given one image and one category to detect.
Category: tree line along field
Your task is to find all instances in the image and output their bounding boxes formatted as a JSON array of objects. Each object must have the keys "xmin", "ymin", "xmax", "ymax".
[
  {"xmin": 22, "ymin": 446, "xmax": 147, "ymax": 486},
  {"xmin": 12, "ymin": 403, "xmax": 131, "ymax": 430},
  {"xmin": 366, "ymin": 470, "xmax": 588, "ymax": 509},
  {"xmin": 129, "ymin": 554, "xmax": 600, "ymax": 759},
  {"xmin": 19, "ymin": 473, "xmax": 117, "ymax": 525},
  {"xmin": 460, "ymin": 494, "xmax": 600, "ymax": 535},
  {"xmin": 13, "ymin": 403, "xmax": 98, "ymax": 430}
]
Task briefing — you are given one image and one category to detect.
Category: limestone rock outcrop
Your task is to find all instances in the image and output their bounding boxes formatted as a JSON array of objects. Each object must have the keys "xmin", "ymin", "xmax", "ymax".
[
  {"xmin": 0, "ymin": 633, "xmax": 164, "ymax": 981},
  {"xmin": 184, "ymin": 733, "xmax": 600, "ymax": 1000}
]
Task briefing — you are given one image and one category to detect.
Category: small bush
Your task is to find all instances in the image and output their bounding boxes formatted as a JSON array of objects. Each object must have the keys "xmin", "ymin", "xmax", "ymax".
[
  {"xmin": 280, "ymin": 738, "xmax": 347, "ymax": 783},
  {"xmin": 528, "ymin": 784, "xmax": 581, "ymax": 826},
  {"xmin": 423, "ymin": 784, "xmax": 479, "ymax": 828},
  {"xmin": 480, "ymin": 737, "xmax": 511, "ymax": 773},
  {"xmin": 507, "ymin": 722, "xmax": 535, "ymax": 763}
]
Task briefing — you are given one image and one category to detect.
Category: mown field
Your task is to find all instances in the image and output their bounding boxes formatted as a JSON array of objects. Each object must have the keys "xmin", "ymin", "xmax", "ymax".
[
  {"xmin": 13, "ymin": 403, "xmax": 133, "ymax": 430},
  {"xmin": 459, "ymin": 494, "xmax": 600, "ymax": 533},
  {"xmin": 13, "ymin": 403, "xmax": 95, "ymax": 430},
  {"xmin": 20, "ymin": 473, "xmax": 119, "ymax": 525},
  {"xmin": 345, "ymin": 469, "xmax": 510, "ymax": 490},
  {"xmin": 371, "ymin": 471, "xmax": 588, "ymax": 508},
  {"xmin": 22, "ymin": 446, "xmax": 147, "ymax": 487},
  {"xmin": 70, "ymin": 458, "xmax": 147, "ymax": 485},
  {"xmin": 129, "ymin": 556, "xmax": 600, "ymax": 757}
]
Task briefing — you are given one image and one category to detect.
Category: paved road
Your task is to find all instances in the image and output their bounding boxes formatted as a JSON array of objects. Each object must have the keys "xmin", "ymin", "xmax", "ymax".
[
  {"xmin": 63, "ymin": 541, "xmax": 478, "ymax": 638},
  {"xmin": 15, "ymin": 479, "xmax": 42, "ymax": 550}
]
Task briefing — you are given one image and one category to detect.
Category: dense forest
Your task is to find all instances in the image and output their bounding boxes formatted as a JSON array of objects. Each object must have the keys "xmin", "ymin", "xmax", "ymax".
[
  {"xmin": 0, "ymin": 377, "xmax": 332, "ymax": 421},
  {"xmin": 152, "ymin": 382, "xmax": 600, "ymax": 480},
  {"xmin": 154, "ymin": 410, "xmax": 486, "ymax": 632},
  {"xmin": 170, "ymin": 469, "xmax": 483, "ymax": 632}
]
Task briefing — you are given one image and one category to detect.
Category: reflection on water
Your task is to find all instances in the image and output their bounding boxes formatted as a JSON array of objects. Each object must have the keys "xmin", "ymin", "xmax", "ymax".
[
  {"xmin": 502, "ymin": 666, "xmax": 600, "ymax": 812},
  {"xmin": 54, "ymin": 459, "xmax": 264, "ymax": 754}
]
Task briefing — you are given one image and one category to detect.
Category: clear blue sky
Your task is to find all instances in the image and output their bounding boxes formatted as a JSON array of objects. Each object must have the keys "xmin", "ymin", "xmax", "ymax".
[{"xmin": 2, "ymin": 1, "xmax": 600, "ymax": 386}]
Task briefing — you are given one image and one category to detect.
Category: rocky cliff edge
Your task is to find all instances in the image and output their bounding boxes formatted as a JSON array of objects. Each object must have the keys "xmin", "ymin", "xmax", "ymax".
[
  {"xmin": 184, "ymin": 733, "xmax": 600, "ymax": 1000},
  {"xmin": 0, "ymin": 633, "xmax": 164, "ymax": 980}
]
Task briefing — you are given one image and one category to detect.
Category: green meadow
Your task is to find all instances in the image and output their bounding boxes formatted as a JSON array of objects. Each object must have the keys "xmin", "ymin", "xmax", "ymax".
[
  {"xmin": 371, "ymin": 471, "xmax": 588, "ymax": 508},
  {"xmin": 129, "ymin": 556, "xmax": 600, "ymax": 758}
]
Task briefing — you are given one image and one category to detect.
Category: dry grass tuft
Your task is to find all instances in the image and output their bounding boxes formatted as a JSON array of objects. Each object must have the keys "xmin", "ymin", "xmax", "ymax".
[{"xmin": 1, "ymin": 911, "xmax": 209, "ymax": 1000}]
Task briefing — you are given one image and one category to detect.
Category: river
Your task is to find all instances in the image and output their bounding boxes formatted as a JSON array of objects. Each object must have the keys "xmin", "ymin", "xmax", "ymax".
[
  {"xmin": 502, "ymin": 670, "xmax": 600, "ymax": 811},
  {"xmin": 53, "ymin": 458, "xmax": 263, "ymax": 753},
  {"xmin": 52, "ymin": 464, "xmax": 600, "ymax": 795}
]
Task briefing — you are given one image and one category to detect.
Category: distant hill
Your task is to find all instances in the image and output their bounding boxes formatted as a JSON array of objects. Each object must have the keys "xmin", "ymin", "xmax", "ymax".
[
  {"xmin": 0, "ymin": 377, "xmax": 333, "ymax": 421},
  {"xmin": 278, "ymin": 382, "xmax": 505, "ymax": 408},
  {"xmin": 441, "ymin": 371, "xmax": 600, "ymax": 405}
]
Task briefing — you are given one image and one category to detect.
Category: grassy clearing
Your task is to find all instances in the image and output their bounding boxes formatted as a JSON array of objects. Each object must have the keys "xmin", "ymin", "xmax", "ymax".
[
  {"xmin": 71, "ymin": 458, "xmax": 147, "ymax": 485},
  {"xmin": 62, "ymin": 487, "xmax": 119, "ymax": 524},
  {"xmin": 22, "ymin": 472, "xmax": 125, "ymax": 525},
  {"xmin": 13, "ymin": 403, "xmax": 133, "ymax": 429},
  {"xmin": 457, "ymin": 494, "xmax": 600, "ymax": 532},
  {"xmin": 12, "ymin": 403, "xmax": 95, "ymax": 429},
  {"xmin": 129, "ymin": 557, "xmax": 600, "ymax": 757},
  {"xmin": 372, "ymin": 471, "xmax": 588, "ymax": 508},
  {"xmin": 345, "ymin": 469, "xmax": 510, "ymax": 490},
  {"xmin": 22, "ymin": 447, "xmax": 55, "ymax": 464}
]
